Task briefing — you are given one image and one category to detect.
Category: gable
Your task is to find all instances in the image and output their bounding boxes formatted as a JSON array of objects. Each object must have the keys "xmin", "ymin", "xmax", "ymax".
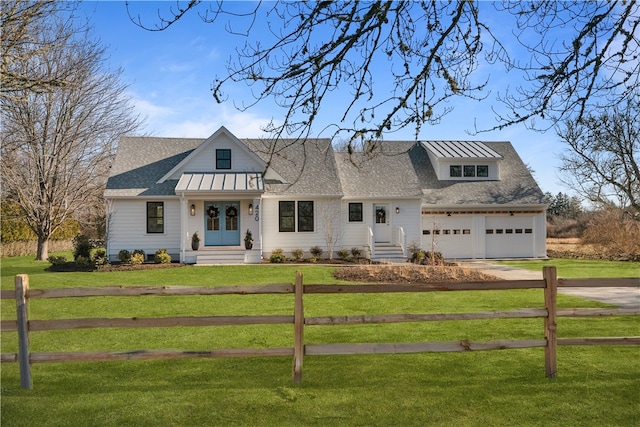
[{"xmin": 158, "ymin": 126, "xmax": 268, "ymax": 182}]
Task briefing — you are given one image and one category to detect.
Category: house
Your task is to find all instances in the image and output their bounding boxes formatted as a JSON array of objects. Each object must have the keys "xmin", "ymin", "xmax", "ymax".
[{"xmin": 104, "ymin": 126, "xmax": 547, "ymax": 264}]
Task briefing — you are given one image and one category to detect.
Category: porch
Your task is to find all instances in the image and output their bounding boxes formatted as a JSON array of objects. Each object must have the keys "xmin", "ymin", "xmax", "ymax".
[{"xmin": 176, "ymin": 172, "xmax": 264, "ymax": 264}]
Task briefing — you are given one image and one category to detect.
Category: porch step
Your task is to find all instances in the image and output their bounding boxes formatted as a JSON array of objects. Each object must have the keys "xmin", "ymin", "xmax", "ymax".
[
  {"xmin": 196, "ymin": 250, "xmax": 246, "ymax": 265},
  {"xmin": 372, "ymin": 244, "xmax": 407, "ymax": 264}
]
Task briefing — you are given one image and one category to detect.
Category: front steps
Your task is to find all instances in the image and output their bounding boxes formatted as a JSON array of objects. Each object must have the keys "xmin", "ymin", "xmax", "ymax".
[
  {"xmin": 371, "ymin": 243, "xmax": 407, "ymax": 264},
  {"xmin": 195, "ymin": 249, "xmax": 261, "ymax": 265}
]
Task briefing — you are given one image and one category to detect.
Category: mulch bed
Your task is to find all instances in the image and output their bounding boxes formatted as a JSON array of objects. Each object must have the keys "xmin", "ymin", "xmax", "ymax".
[
  {"xmin": 334, "ymin": 264, "xmax": 499, "ymax": 283},
  {"xmin": 47, "ymin": 262, "xmax": 185, "ymax": 272}
]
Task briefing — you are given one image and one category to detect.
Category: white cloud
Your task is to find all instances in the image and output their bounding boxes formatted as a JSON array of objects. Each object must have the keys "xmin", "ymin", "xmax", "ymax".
[
  {"xmin": 135, "ymin": 96, "xmax": 274, "ymax": 138},
  {"xmin": 131, "ymin": 96, "xmax": 173, "ymax": 118}
]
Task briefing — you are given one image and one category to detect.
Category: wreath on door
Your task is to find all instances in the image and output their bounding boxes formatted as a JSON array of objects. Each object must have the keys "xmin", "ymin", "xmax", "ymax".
[
  {"xmin": 207, "ymin": 205, "xmax": 219, "ymax": 218},
  {"xmin": 226, "ymin": 205, "xmax": 238, "ymax": 218}
]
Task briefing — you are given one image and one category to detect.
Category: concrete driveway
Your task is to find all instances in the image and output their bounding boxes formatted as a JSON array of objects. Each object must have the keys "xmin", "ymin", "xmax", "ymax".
[{"xmin": 463, "ymin": 261, "xmax": 640, "ymax": 309}]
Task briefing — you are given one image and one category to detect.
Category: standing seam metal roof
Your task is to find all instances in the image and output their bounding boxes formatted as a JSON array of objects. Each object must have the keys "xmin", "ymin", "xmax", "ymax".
[{"xmin": 421, "ymin": 140, "xmax": 503, "ymax": 159}]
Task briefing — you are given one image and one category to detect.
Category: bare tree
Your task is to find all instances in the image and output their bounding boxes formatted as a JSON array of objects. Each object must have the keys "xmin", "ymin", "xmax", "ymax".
[
  {"xmin": 1, "ymin": 1, "xmax": 81, "ymax": 100},
  {"xmin": 557, "ymin": 96, "xmax": 640, "ymax": 215},
  {"xmin": 319, "ymin": 200, "xmax": 342, "ymax": 260},
  {"xmin": 127, "ymin": 1, "xmax": 639, "ymax": 148},
  {"xmin": 1, "ymin": 10, "xmax": 142, "ymax": 260}
]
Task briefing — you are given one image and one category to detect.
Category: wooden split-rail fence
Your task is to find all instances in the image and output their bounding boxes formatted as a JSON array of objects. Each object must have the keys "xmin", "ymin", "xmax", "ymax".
[{"xmin": 1, "ymin": 266, "xmax": 638, "ymax": 389}]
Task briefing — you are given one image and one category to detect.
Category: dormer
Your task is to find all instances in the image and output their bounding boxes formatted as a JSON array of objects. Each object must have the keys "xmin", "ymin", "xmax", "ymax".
[{"xmin": 421, "ymin": 141, "xmax": 503, "ymax": 181}]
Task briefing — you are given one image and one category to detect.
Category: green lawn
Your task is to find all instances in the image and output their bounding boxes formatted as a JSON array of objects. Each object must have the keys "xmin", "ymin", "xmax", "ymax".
[
  {"xmin": 1, "ymin": 255, "xmax": 639, "ymax": 426},
  {"xmin": 498, "ymin": 258, "xmax": 639, "ymax": 278}
]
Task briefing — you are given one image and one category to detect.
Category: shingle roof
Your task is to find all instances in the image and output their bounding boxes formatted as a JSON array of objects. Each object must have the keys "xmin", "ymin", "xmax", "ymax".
[
  {"xmin": 105, "ymin": 136, "xmax": 202, "ymax": 197},
  {"xmin": 243, "ymin": 138, "xmax": 343, "ymax": 196},
  {"xmin": 105, "ymin": 134, "xmax": 543, "ymax": 206},
  {"xmin": 335, "ymin": 142, "xmax": 423, "ymax": 198},
  {"xmin": 106, "ymin": 135, "xmax": 343, "ymax": 198}
]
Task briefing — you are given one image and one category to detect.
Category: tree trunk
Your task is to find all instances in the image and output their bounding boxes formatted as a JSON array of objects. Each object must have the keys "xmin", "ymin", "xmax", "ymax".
[{"xmin": 36, "ymin": 236, "xmax": 49, "ymax": 261}]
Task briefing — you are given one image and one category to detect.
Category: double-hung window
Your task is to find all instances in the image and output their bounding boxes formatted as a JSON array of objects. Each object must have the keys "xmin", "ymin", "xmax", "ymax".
[
  {"xmin": 147, "ymin": 202, "xmax": 164, "ymax": 233},
  {"xmin": 279, "ymin": 201, "xmax": 314, "ymax": 232},
  {"xmin": 348, "ymin": 203, "xmax": 363, "ymax": 222},
  {"xmin": 279, "ymin": 201, "xmax": 295, "ymax": 232},
  {"xmin": 297, "ymin": 201, "xmax": 314, "ymax": 232},
  {"xmin": 216, "ymin": 149, "xmax": 231, "ymax": 169}
]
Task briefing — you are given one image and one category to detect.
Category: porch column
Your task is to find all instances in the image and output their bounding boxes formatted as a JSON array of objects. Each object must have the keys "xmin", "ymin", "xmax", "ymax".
[
  {"xmin": 254, "ymin": 197, "xmax": 262, "ymax": 250},
  {"xmin": 180, "ymin": 194, "xmax": 187, "ymax": 263}
]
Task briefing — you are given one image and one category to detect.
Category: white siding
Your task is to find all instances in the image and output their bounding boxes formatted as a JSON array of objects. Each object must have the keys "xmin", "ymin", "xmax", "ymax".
[
  {"xmin": 168, "ymin": 133, "xmax": 263, "ymax": 179},
  {"xmin": 340, "ymin": 199, "xmax": 422, "ymax": 254},
  {"xmin": 107, "ymin": 198, "xmax": 181, "ymax": 261},
  {"xmin": 260, "ymin": 197, "xmax": 343, "ymax": 258}
]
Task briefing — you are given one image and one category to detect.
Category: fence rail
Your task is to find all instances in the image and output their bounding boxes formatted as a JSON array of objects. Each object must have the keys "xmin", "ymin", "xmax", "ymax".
[{"xmin": 1, "ymin": 267, "xmax": 638, "ymax": 389}]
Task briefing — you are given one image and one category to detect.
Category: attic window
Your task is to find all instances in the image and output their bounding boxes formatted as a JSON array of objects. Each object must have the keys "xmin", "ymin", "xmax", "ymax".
[
  {"xmin": 450, "ymin": 165, "xmax": 462, "ymax": 177},
  {"xmin": 216, "ymin": 149, "xmax": 231, "ymax": 170},
  {"xmin": 477, "ymin": 165, "xmax": 489, "ymax": 177},
  {"xmin": 463, "ymin": 165, "xmax": 476, "ymax": 177}
]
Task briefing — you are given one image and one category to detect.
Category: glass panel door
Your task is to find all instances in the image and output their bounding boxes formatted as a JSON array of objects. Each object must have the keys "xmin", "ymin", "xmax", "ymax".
[
  {"xmin": 204, "ymin": 201, "xmax": 241, "ymax": 246},
  {"xmin": 373, "ymin": 204, "xmax": 390, "ymax": 243}
]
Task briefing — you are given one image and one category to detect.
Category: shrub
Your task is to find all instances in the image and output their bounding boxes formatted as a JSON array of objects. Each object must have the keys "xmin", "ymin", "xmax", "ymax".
[
  {"xmin": 73, "ymin": 234, "xmax": 92, "ymax": 261},
  {"xmin": 130, "ymin": 252, "xmax": 145, "ymax": 265},
  {"xmin": 410, "ymin": 246, "xmax": 427, "ymax": 263},
  {"xmin": 424, "ymin": 251, "xmax": 443, "ymax": 265},
  {"xmin": 92, "ymin": 248, "xmax": 108, "ymax": 267},
  {"xmin": 48, "ymin": 255, "xmax": 68, "ymax": 266},
  {"xmin": 75, "ymin": 255, "xmax": 90, "ymax": 267},
  {"xmin": 350, "ymin": 247, "xmax": 362, "ymax": 259},
  {"xmin": 118, "ymin": 249, "xmax": 131, "ymax": 263},
  {"xmin": 154, "ymin": 248, "xmax": 171, "ymax": 264},
  {"xmin": 407, "ymin": 241, "xmax": 422, "ymax": 259},
  {"xmin": 133, "ymin": 249, "xmax": 146, "ymax": 259},
  {"xmin": 337, "ymin": 248, "xmax": 350, "ymax": 260},
  {"xmin": 291, "ymin": 248, "xmax": 304, "ymax": 261},
  {"xmin": 310, "ymin": 245, "xmax": 323, "ymax": 258},
  {"xmin": 269, "ymin": 248, "xmax": 286, "ymax": 263}
]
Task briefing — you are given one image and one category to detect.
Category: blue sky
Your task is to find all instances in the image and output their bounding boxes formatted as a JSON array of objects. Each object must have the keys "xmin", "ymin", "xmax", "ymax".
[{"xmin": 79, "ymin": 1, "xmax": 572, "ymax": 196}]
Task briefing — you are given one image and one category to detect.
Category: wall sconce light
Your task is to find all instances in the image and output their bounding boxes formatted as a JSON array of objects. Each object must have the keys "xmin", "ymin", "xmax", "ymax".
[
  {"xmin": 446, "ymin": 211, "xmax": 451, "ymax": 216},
  {"xmin": 395, "ymin": 207, "xmax": 400, "ymax": 214},
  {"xmin": 509, "ymin": 211, "xmax": 514, "ymax": 216},
  {"xmin": 190, "ymin": 204, "xmax": 196, "ymax": 216},
  {"xmin": 248, "ymin": 203, "xmax": 253, "ymax": 216}
]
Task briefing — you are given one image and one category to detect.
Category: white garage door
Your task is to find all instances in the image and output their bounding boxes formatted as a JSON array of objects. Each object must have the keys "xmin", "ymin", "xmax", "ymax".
[
  {"xmin": 422, "ymin": 215, "xmax": 474, "ymax": 259},
  {"xmin": 485, "ymin": 215, "xmax": 534, "ymax": 258}
]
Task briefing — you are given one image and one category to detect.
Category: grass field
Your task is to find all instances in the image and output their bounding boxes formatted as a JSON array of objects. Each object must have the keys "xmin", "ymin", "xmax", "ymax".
[
  {"xmin": 498, "ymin": 258, "xmax": 639, "ymax": 278},
  {"xmin": 1, "ymin": 254, "xmax": 639, "ymax": 426}
]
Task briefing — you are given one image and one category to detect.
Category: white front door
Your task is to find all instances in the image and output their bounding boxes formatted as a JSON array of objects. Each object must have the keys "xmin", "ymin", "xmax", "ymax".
[{"xmin": 373, "ymin": 204, "xmax": 390, "ymax": 243}]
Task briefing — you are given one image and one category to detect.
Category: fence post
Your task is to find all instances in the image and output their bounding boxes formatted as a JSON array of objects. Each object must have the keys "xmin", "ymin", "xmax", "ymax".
[
  {"xmin": 15, "ymin": 274, "xmax": 32, "ymax": 389},
  {"xmin": 292, "ymin": 271, "xmax": 304, "ymax": 383},
  {"xmin": 543, "ymin": 266, "xmax": 558, "ymax": 378}
]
